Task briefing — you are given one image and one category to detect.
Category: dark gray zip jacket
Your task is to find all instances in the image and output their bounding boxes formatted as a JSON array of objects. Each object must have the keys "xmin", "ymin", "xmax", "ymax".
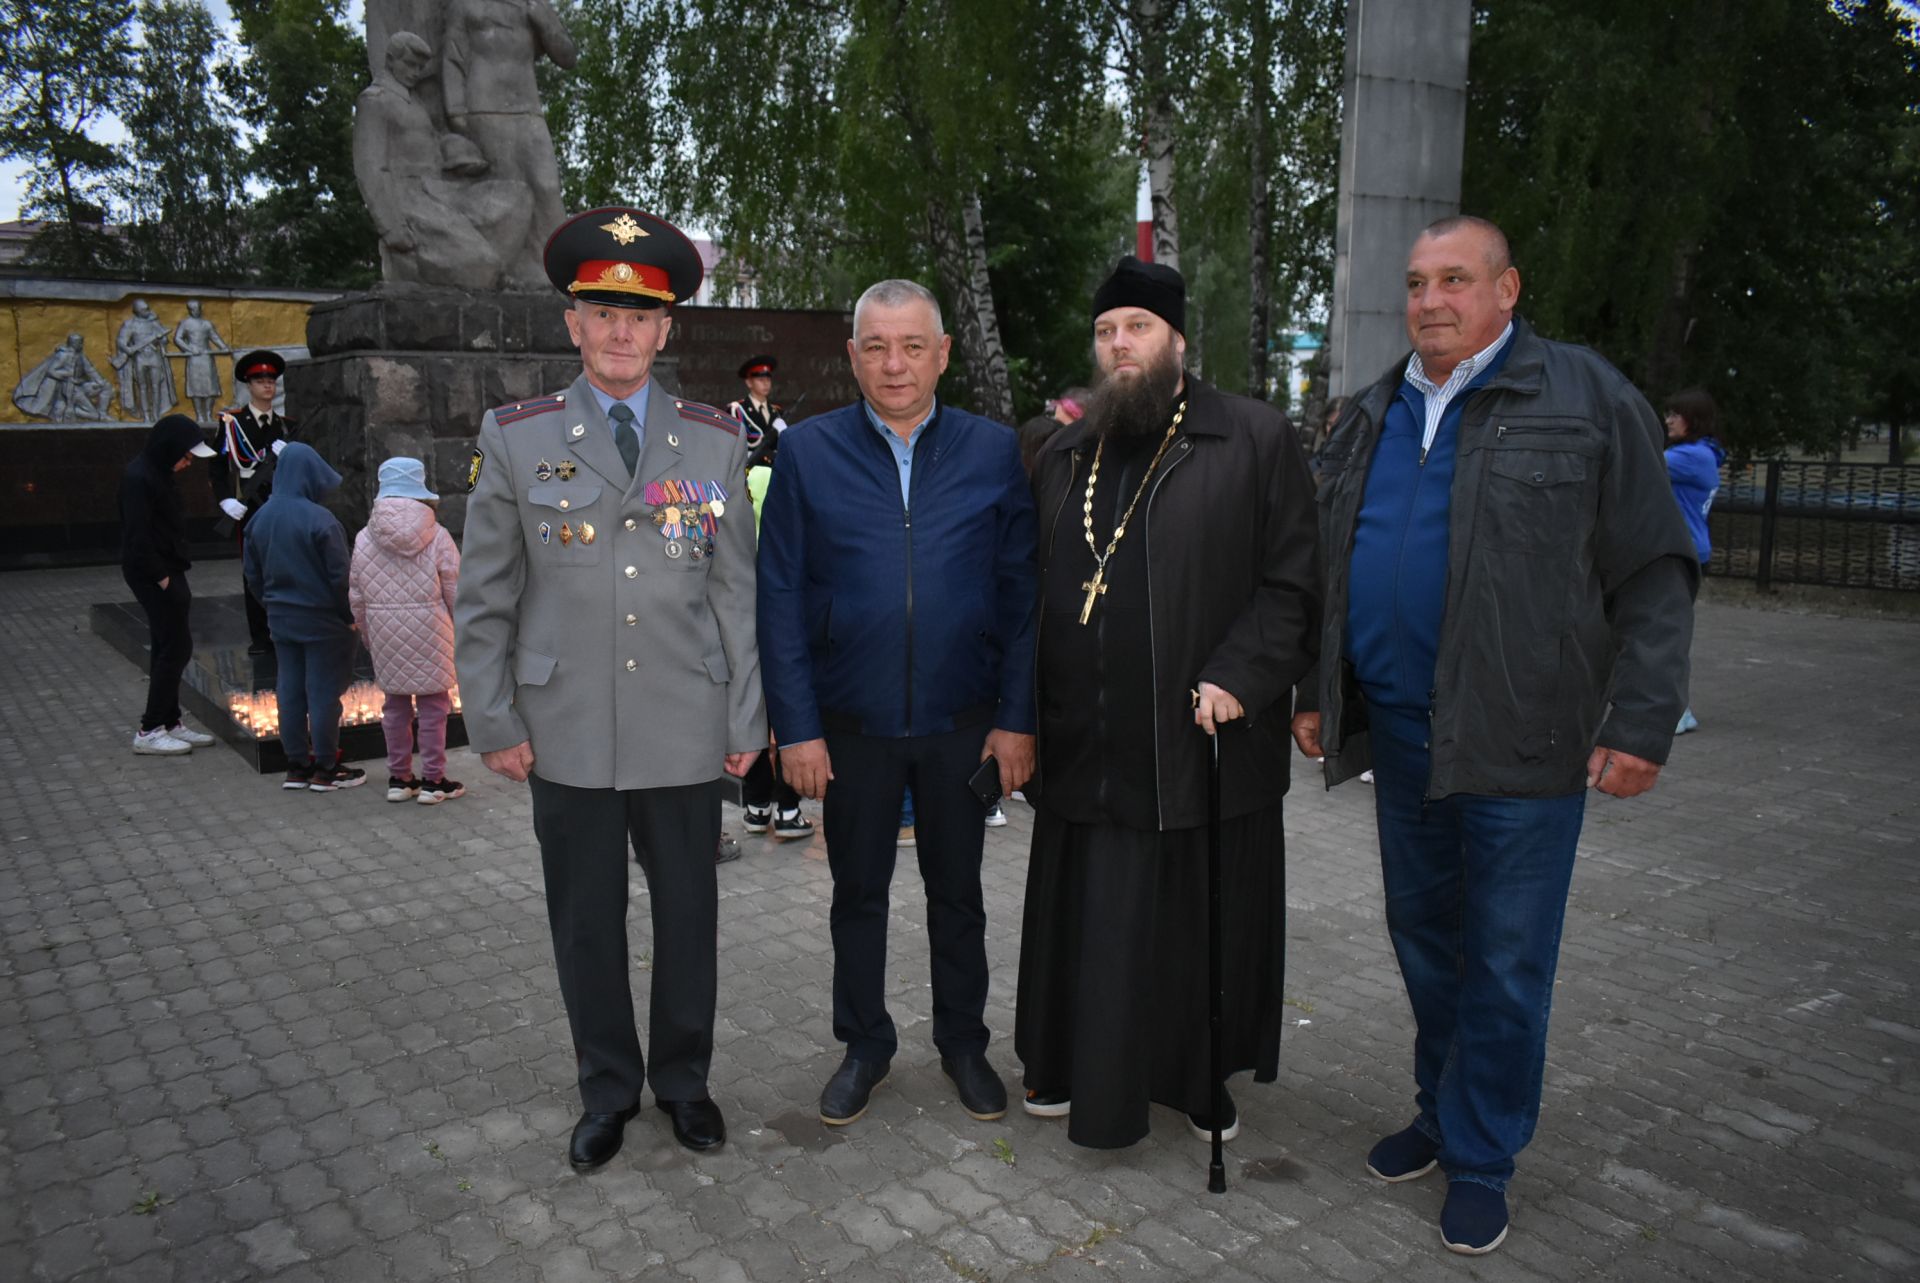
[{"xmin": 1297, "ymin": 317, "xmax": 1698, "ymax": 798}]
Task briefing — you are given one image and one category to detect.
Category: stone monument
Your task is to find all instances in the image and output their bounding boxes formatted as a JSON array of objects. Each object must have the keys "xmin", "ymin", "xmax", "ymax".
[
  {"xmin": 173, "ymin": 299, "xmax": 231, "ymax": 423},
  {"xmin": 304, "ymin": 2, "xmax": 585, "ymax": 533},
  {"xmin": 12, "ymin": 333, "xmax": 115, "ymax": 421},
  {"xmin": 1326, "ymin": 0, "xmax": 1472, "ymax": 395},
  {"xmin": 358, "ymin": 0, "xmax": 576, "ymax": 290},
  {"xmin": 114, "ymin": 299, "xmax": 177, "ymax": 424}
]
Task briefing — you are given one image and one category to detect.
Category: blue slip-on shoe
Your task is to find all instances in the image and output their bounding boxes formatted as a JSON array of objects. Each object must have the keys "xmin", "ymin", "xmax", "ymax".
[
  {"xmin": 1440, "ymin": 1180, "xmax": 1509, "ymax": 1255},
  {"xmin": 1365, "ymin": 1123, "xmax": 1439, "ymax": 1182}
]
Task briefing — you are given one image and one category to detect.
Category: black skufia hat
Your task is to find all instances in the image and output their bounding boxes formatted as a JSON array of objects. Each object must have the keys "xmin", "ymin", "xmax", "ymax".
[{"xmin": 1092, "ymin": 256, "xmax": 1186, "ymax": 335}]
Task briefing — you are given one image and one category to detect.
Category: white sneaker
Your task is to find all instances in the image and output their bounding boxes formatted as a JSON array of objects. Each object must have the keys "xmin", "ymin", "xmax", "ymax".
[
  {"xmin": 132, "ymin": 727, "xmax": 193, "ymax": 756},
  {"xmin": 165, "ymin": 723, "xmax": 216, "ymax": 747},
  {"xmin": 985, "ymin": 802, "xmax": 1008, "ymax": 827},
  {"xmin": 1359, "ymin": 769, "xmax": 1375, "ymax": 784}
]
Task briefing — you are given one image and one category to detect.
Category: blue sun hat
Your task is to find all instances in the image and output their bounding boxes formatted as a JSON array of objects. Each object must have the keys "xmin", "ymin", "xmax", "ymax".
[{"xmin": 375, "ymin": 456, "xmax": 438, "ymax": 502}]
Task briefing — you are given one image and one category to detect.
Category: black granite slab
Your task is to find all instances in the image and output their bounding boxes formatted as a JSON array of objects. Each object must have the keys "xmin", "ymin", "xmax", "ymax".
[{"xmin": 91, "ymin": 593, "xmax": 467, "ymax": 773}]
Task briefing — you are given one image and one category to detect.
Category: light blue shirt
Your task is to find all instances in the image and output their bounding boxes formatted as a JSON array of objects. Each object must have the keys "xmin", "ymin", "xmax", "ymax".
[
  {"xmin": 862, "ymin": 399, "xmax": 937, "ymax": 508},
  {"xmin": 589, "ymin": 381, "xmax": 652, "ymax": 453},
  {"xmin": 1403, "ymin": 322, "xmax": 1512, "ymax": 460}
]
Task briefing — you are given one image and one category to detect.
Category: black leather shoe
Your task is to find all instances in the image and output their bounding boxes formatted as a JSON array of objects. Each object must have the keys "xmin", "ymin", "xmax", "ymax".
[
  {"xmin": 657, "ymin": 1097, "xmax": 726, "ymax": 1151},
  {"xmin": 568, "ymin": 1103, "xmax": 640, "ymax": 1171},
  {"xmin": 941, "ymin": 1052, "xmax": 1008, "ymax": 1121},
  {"xmin": 819, "ymin": 1056, "xmax": 890, "ymax": 1125}
]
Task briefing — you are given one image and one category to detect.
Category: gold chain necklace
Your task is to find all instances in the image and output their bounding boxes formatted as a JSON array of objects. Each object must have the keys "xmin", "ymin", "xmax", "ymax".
[{"xmin": 1077, "ymin": 399, "xmax": 1187, "ymax": 624}]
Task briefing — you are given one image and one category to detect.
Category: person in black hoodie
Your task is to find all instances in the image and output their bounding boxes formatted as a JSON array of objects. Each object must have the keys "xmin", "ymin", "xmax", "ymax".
[
  {"xmin": 243, "ymin": 442, "xmax": 366, "ymax": 791},
  {"xmin": 119, "ymin": 414, "xmax": 218, "ymax": 755}
]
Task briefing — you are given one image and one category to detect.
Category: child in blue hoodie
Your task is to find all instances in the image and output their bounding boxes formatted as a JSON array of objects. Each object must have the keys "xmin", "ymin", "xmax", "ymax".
[
  {"xmin": 1663, "ymin": 387, "xmax": 1726, "ymax": 735},
  {"xmin": 243, "ymin": 442, "xmax": 366, "ymax": 790}
]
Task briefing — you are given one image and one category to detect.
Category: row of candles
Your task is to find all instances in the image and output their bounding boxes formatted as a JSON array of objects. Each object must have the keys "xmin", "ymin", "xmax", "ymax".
[{"xmin": 225, "ymin": 683, "xmax": 464, "ymax": 740}]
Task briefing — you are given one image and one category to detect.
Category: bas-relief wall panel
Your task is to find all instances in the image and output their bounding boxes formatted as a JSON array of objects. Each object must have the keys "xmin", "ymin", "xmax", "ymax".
[{"xmin": 1, "ymin": 286, "xmax": 328, "ymax": 427}]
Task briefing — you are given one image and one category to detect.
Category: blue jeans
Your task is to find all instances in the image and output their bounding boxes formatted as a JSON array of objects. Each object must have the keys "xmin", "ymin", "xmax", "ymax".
[
  {"xmin": 274, "ymin": 634, "xmax": 353, "ymax": 765},
  {"xmin": 1369, "ymin": 717, "xmax": 1586, "ymax": 1190}
]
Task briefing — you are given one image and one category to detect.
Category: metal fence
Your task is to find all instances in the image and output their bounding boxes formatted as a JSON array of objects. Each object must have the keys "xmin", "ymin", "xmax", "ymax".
[{"xmin": 1706, "ymin": 460, "xmax": 1920, "ymax": 592}]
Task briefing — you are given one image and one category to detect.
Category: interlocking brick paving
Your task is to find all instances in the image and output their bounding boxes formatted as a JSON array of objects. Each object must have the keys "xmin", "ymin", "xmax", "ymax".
[{"xmin": 2, "ymin": 561, "xmax": 1914, "ymax": 1281}]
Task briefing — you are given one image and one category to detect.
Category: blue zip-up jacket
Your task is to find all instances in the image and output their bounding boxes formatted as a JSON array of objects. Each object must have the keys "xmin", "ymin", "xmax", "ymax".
[
  {"xmin": 756, "ymin": 400, "xmax": 1038, "ymax": 743},
  {"xmin": 242, "ymin": 442, "xmax": 354, "ymax": 641},
  {"xmin": 1344, "ymin": 343, "xmax": 1512, "ymax": 736},
  {"xmin": 1665, "ymin": 437, "xmax": 1725, "ymax": 563}
]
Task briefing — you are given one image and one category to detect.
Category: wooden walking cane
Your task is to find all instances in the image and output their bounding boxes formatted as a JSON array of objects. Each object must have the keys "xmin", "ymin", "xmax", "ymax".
[{"xmin": 1207, "ymin": 726, "xmax": 1227, "ymax": 1194}]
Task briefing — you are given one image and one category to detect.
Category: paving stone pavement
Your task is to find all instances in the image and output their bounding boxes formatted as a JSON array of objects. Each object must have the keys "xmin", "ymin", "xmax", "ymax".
[{"xmin": 2, "ymin": 560, "xmax": 1917, "ymax": 1282}]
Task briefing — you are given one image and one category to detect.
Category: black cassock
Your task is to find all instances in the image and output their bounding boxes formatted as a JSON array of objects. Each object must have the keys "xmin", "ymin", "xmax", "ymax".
[{"xmin": 1016, "ymin": 424, "xmax": 1292, "ymax": 1150}]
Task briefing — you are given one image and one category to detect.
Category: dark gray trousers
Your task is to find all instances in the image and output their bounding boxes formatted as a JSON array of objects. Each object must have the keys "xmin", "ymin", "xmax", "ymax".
[{"xmin": 528, "ymin": 773, "xmax": 721, "ymax": 1112}]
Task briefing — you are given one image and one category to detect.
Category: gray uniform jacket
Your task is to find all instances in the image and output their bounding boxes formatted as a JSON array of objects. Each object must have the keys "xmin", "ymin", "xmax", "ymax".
[{"xmin": 454, "ymin": 373, "xmax": 767, "ymax": 791}]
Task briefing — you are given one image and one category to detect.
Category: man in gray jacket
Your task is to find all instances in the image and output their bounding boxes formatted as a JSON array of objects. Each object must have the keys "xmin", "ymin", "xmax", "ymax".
[
  {"xmin": 455, "ymin": 207, "xmax": 764, "ymax": 1170},
  {"xmin": 1292, "ymin": 216, "xmax": 1697, "ymax": 1255}
]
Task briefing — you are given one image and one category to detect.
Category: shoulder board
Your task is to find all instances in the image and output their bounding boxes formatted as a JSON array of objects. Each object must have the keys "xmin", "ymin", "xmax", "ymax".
[
  {"xmin": 493, "ymin": 393, "xmax": 567, "ymax": 425},
  {"xmin": 674, "ymin": 398, "xmax": 740, "ymax": 436}
]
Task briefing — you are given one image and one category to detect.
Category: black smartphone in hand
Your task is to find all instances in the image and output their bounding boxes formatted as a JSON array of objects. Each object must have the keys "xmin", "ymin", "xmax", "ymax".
[{"xmin": 967, "ymin": 755, "xmax": 1002, "ymax": 809}]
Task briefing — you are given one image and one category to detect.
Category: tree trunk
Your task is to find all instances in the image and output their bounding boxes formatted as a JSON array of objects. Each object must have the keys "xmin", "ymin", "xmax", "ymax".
[
  {"xmin": 1247, "ymin": 0, "xmax": 1273, "ymax": 399},
  {"xmin": 1135, "ymin": 0, "xmax": 1180, "ymax": 269},
  {"xmin": 1643, "ymin": 239, "xmax": 1697, "ymax": 398},
  {"xmin": 928, "ymin": 190, "xmax": 1016, "ymax": 424}
]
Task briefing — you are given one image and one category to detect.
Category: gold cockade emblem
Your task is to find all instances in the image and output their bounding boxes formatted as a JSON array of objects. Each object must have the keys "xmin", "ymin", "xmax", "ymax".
[{"xmin": 601, "ymin": 213, "xmax": 649, "ymax": 245}]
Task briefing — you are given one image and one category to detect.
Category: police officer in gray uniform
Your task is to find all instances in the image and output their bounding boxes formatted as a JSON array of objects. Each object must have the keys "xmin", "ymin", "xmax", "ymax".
[{"xmin": 454, "ymin": 207, "xmax": 765, "ymax": 1170}]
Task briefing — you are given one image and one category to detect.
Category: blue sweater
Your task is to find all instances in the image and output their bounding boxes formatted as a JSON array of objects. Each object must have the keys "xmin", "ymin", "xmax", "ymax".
[
  {"xmin": 1665, "ymin": 438, "xmax": 1725, "ymax": 563},
  {"xmin": 756, "ymin": 401, "xmax": 1038, "ymax": 743},
  {"xmin": 1345, "ymin": 347, "xmax": 1510, "ymax": 736},
  {"xmin": 242, "ymin": 443, "xmax": 353, "ymax": 641}
]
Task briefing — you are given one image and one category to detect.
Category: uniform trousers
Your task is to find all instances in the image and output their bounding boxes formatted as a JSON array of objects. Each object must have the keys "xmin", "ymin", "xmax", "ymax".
[
  {"xmin": 822, "ymin": 723, "xmax": 991, "ymax": 1062},
  {"xmin": 528, "ymin": 773, "xmax": 721, "ymax": 1112}
]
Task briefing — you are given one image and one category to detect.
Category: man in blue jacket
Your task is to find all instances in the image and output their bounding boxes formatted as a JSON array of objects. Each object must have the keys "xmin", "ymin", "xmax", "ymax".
[{"xmin": 757, "ymin": 279, "xmax": 1038, "ymax": 1128}]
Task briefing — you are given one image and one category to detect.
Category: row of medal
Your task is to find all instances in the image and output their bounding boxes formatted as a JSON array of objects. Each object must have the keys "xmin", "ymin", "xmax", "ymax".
[{"xmin": 646, "ymin": 478, "xmax": 729, "ymax": 561}]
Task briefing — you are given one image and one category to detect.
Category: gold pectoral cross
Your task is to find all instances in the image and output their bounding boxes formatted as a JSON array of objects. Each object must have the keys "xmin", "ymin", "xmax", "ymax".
[{"xmin": 1078, "ymin": 571, "xmax": 1109, "ymax": 625}]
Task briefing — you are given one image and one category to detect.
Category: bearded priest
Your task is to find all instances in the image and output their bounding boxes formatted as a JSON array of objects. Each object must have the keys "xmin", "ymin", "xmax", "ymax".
[{"xmin": 1015, "ymin": 256, "xmax": 1321, "ymax": 1149}]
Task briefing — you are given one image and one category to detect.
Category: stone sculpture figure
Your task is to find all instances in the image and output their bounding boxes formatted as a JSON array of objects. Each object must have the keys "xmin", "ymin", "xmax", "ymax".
[
  {"xmin": 12, "ymin": 333, "xmax": 114, "ymax": 421},
  {"xmin": 440, "ymin": 0, "xmax": 577, "ymax": 289},
  {"xmin": 173, "ymin": 300, "xmax": 231, "ymax": 423},
  {"xmin": 354, "ymin": 31, "xmax": 508, "ymax": 287},
  {"xmin": 115, "ymin": 300, "xmax": 177, "ymax": 423}
]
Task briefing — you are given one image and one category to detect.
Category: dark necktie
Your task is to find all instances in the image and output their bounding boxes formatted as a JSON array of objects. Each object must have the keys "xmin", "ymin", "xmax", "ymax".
[{"xmin": 609, "ymin": 402, "xmax": 640, "ymax": 476}]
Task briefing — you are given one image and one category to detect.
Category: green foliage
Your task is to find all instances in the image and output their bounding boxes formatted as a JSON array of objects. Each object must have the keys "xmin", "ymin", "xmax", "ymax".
[
  {"xmin": 1173, "ymin": 0, "xmax": 1343, "ymax": 398},
  {"xmin": 227, "ymin": 0, "xmax": 377, "ymax": 287},
  {"xmin": 1465, "ymin": 0, "xmax": 1920, "ymax": 454},
  {"xmin": 542, "ymin": 0, "xmax": 1134, "ymax": 418},
  {"xmin": 0, "ymin": 0, "xmax": 136, "ymax": 273},
  {"xmin": 118, "ymin": 0, "xmax": 249, "ymax": 281}
]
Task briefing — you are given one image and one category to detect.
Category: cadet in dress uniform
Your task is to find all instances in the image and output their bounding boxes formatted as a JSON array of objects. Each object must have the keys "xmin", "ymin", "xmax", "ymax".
[
  {"xmin": 209, "ymin": 349, "xmax": 293, "ymax": 652},
  {"xmin": 454, "ymin": 207, "xmax": 766, "ymax": 1171},
  {"xmin": 727, "ymin": 354, "xmax": 784, "ymax": 472}
]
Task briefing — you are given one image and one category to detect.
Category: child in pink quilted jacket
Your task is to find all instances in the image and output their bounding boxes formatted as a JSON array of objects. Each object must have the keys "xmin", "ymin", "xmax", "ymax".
[{"xmin": 350, "ymin": 458, "xmax": 464, "ymax": 804}]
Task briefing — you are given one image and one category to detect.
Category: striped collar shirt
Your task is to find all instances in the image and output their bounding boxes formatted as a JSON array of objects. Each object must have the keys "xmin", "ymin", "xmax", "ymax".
[{"xmin": 1404, "ymin": 322, "xmax": 1513, "ymax": 460}]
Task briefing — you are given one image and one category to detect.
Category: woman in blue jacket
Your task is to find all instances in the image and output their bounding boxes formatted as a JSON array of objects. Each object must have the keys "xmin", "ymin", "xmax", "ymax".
[{"xmin": 1664, "ymin": 387, "xmax": 1725, "ymax": 734}]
